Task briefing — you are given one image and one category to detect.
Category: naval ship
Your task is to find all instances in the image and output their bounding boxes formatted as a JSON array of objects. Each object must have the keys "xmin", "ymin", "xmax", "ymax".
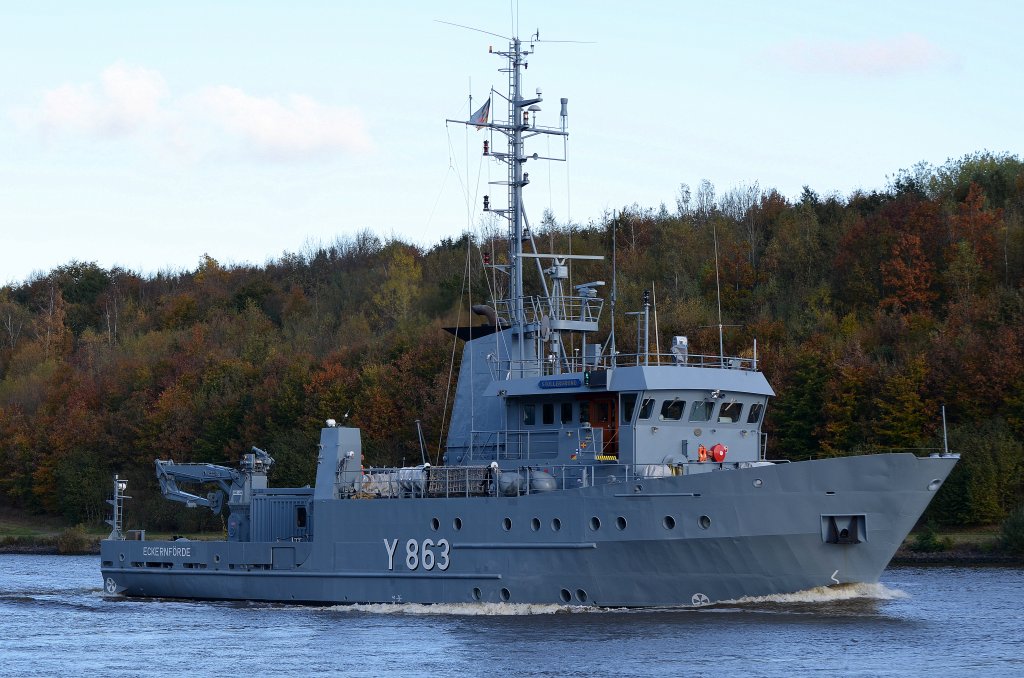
[{"xmin": 100, "ymin": 32, "xmax": 959, "ymax": 607}]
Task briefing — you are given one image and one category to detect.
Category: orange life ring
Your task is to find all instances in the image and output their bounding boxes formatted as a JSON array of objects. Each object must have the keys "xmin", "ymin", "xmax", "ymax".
[
  {"xmin": 711, "ymin": 443, "xmax": 727, "ymax": 463},
  {"xmin": 697, "ymin": 444, "xmax": 708, "ymax": 462}
]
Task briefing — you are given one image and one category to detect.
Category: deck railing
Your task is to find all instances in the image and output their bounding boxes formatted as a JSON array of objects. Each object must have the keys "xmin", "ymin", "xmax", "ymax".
[
  {"xmin": 489, "ymin": 350, "xmax": 758, "ymax": 381},
  {"xmin": 353, "ymin": 459, "xmax": 776, "ymax": 500}
]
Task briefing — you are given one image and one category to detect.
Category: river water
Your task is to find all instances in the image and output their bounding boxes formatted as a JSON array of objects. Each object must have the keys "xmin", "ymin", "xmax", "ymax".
[{"xmin": 0, "ymin": 555, "xmax": 1021, "ymax": 677}]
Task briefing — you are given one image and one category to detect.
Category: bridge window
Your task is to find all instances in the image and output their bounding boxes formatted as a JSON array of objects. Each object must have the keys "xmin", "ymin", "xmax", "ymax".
[
  {"xmin": 660, "ymin": 399, "xmax": 684, "ymax": 421},
  {"xmin": 747, "ymin": 402, "xmax": 764, "ymax": 424},
  {"xmin": 523, "ymin": 404, "xmax": 536, "ymax": 426},
  {"xmin": 718, "ymin": 402, "xmax": 742, "ymax": 423},
  {"xmin": 542, "ymin": 403, "xmax": 555, "ymax": 425},
  {"xmin": 689, "ymin": 401, "xmax": 713, "ymax": 422},
  {"xmin": 638, "ymin": 398, "xmax": 655, "ymax": 420},
  {"xmin": 621, "ymin": 394, "xmax": 638, "ymax": 423},
  {"xmin": 561, "ymin": 402, "xmax": 573, "ymax": 424}
]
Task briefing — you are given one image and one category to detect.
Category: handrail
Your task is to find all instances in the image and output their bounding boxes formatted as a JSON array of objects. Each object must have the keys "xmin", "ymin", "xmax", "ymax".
[
  {"xmin": 354, "ymin": 458, "xmax": 779, "ymax": 500},
  {"xmin": 489, "ymin": 350, "xmax": 758, "ymax": 379},
  {"xmin": 493, "ymin": 294, "xmax": 605, "ymax": 327}
]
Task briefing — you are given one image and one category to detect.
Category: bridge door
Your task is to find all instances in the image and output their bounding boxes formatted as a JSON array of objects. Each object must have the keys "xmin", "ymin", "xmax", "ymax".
[{"xmin": 577, "ymin": 395, "xmax": 619, "ymax": 460}]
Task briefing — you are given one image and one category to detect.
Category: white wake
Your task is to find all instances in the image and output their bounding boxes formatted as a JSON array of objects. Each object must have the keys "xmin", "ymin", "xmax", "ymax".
[{"xmin": 722, "ymin": 582, "xmax": 908, "ymax": 605}]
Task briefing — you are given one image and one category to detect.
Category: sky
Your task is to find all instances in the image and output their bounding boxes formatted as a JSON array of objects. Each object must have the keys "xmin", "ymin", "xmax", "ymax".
[{"xmin": 2, "ymin": 0, "xmax": 1022, "ymax": 285}]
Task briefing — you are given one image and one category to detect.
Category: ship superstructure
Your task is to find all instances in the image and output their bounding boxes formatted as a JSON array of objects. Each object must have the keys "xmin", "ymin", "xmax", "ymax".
[{"xmin": 100, "ymin": 33, "xmax": 958, "ymax": 607}]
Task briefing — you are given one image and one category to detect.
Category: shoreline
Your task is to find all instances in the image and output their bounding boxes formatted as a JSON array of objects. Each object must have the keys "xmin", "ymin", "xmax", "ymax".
[
  {"xmin": 890, "ymin": 547, "xmax": 1022, "ymax": 566},
  {"xmin": 0, "ymin": 543, "xmax": 101, "ymax": 556}
]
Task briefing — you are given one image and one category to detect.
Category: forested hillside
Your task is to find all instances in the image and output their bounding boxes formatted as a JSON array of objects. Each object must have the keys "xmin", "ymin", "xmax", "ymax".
[{"xmin": 2, "ymin": 152, "xmax": 1023, "ymax": 531}]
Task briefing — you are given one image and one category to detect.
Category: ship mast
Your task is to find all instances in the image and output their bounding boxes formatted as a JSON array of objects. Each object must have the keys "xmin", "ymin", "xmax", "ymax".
[
  {"xmin": 508, "ymin": 36, "xmax": 528, "ymax": 332},
  {"xmin": 487, "ymin": 34, "xmax": 556, "ymax": 337},
  {"xmin": 451, "ymin": 31, "xmax": 606, "ymax": 376}
]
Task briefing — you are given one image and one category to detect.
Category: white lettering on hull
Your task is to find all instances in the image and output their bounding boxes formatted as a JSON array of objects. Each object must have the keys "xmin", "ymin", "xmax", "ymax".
[
  {"xmin": 141, "ymin": 546, "xmax": 192, "ymax": 558},
  {"xmin": 385, "ymin": 538, "xmax": 450, "ymax": 571},
  {"xmin": 384, "ymin": 538, "xmax": 399, "ymax": 571}
]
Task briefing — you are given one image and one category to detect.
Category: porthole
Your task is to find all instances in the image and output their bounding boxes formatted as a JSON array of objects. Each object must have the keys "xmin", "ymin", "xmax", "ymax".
[
  {"xmin": 589, "ymin": 516, "xmax": 601, "ymax": 531},
  {"xmin": 551, "ymin": 518, "xmax": 562, "ymax": 532},
  {"xmin": 634, "ymin": 484, "xmax": 643, "ymax": 494},
  {"xmin": 752, "ymin": 478, "xmax": 763, "ymax": 488},
  {"xmin": 118, "ymin": 553, "xmax": 125, "ymax": 562},
  {"xmin": 500, "ymin": 588, "xmax": 511, "ymax": 602},
  {"xmin": 663, "ymin": 515, "xmax": 676, "ymax": 530},
  {"xmin": 576, "ymin": 589, "xmax": 589, "ymax": 603},
  {"xmin": 560, "ymin": 589, "xmax": 572, "ymax": 603},
  {"xmin": 699, "ymin": 515, "xmax": 712, "ymax": 530},
  {"xmin": 472, "ymin": 587, "xmax": 481, "ymax": 601},
  {"xmin": 214, "ymin": 554, "xmax": 220, "ymax": 563},
  {"xmin": 502, "ymin": 517, "xmax": 512, "ymax": 531},
  {"xmin": 928, "ymin": 479, "xmax": 943, "ymax": 491},
  {"xmin": 430, "ymin": 517, "xmax": 440, "ymax": 531},
  {"xmin": 531, "ymin": 517, "xmax": 541, "ymax": 531},
  {"xmin": 616, "ymin": 516, "xmax": 627, "ymax": 531},
  {"xmin": 453, "ymin": 517, "xmax": 463, "ymax": 530}
]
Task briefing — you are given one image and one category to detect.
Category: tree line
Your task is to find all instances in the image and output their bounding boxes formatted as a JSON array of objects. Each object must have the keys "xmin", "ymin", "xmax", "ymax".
[{"xmin": 1, "ymin": 151, "xmax": 1022, "ymax": 530}]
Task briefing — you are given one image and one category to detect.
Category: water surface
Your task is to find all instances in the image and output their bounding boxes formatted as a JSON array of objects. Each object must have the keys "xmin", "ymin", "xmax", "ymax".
[{"xmin": 1, "ymin": 556, "xmax": 1020, "ymax": 677}]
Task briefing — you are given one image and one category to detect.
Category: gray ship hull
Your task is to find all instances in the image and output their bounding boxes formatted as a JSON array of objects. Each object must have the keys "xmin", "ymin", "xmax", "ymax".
[{"xmin": 101, "ymin": 453, "xmax": 956, "ymax": 607}]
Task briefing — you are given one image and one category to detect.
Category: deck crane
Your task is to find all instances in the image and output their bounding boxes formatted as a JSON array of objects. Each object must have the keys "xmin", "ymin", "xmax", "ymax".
[{"xmin": 154, "ymin": 447, "xmax": 274, "ymax": 540}]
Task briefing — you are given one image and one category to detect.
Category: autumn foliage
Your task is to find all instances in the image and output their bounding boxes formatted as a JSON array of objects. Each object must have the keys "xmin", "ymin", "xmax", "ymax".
[{"xmin": 2, "ymin": 152, "xmax": 1023, "ymax": 529}]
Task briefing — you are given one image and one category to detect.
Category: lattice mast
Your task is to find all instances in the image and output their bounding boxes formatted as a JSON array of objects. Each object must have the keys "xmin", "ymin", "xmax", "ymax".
[
  {"xmin": 485, "ymin": 35, "xmax": 564, "ymax": 334},
  {"xmin": 450, "ymin": 31, "xmax": 609, "ymax": 375}
]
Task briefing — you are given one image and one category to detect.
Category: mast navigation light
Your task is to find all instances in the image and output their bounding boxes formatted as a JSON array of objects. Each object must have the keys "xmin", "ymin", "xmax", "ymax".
[{"xmin": 483, "ymin": 195, "xmax": 490, "ymax": 210}]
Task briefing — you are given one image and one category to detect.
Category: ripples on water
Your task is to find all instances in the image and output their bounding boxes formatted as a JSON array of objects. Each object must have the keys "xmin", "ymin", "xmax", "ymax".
[{"xmin": 1, "ymin": 555, "xmax": 1021, "ymax": 677}]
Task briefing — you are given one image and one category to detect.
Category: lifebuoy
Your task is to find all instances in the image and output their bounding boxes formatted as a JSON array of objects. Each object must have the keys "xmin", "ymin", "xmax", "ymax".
[
  {"xmin": 711, "ymin": 443, "xmax": 727, "ymax": 463},
  {"xmin": 697, "ymin": 444, "xmax": 708, "ymax": 462}
]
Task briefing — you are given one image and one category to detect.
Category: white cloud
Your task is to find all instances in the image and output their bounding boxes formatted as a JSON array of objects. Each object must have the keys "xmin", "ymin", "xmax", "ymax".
[
  {"xmin": 770, "ymin": 34, "xmax": 952, "ymax": 76},
  {"xmin": 36, "ymin": 62, "xmax": 167, "ymax": 136},
  {"xmin": 22, "ymin": 63, "xmax": 371, "ymax": 160},
  {"xmin": 99, "ymin": 62, "xmax": 168, "ymax": 130},
  {"xmin": 196, "ymin": 86, "xmax": 372, "ymax": 158}
]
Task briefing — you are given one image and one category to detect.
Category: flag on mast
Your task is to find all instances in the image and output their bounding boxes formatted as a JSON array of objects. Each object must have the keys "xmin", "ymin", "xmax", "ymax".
[{"xmin": 469, "ymin": 97, "xmax": 491, "ymax": 129}]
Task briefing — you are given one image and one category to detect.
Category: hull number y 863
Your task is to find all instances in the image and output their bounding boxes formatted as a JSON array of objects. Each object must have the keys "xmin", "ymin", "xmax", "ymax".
[{"xmin": 384, "ymin": 538, "xmax": 450, "ymax": 571}]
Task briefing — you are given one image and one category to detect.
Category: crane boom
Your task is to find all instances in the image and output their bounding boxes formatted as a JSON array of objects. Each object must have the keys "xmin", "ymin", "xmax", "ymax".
[
  {"xmin": 154, "ymin": 447, "xmax": 274, "ymax": 541},
  {"xmin": 154, "ymin": 460, "xmax": 236, "ymax": 513}
]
